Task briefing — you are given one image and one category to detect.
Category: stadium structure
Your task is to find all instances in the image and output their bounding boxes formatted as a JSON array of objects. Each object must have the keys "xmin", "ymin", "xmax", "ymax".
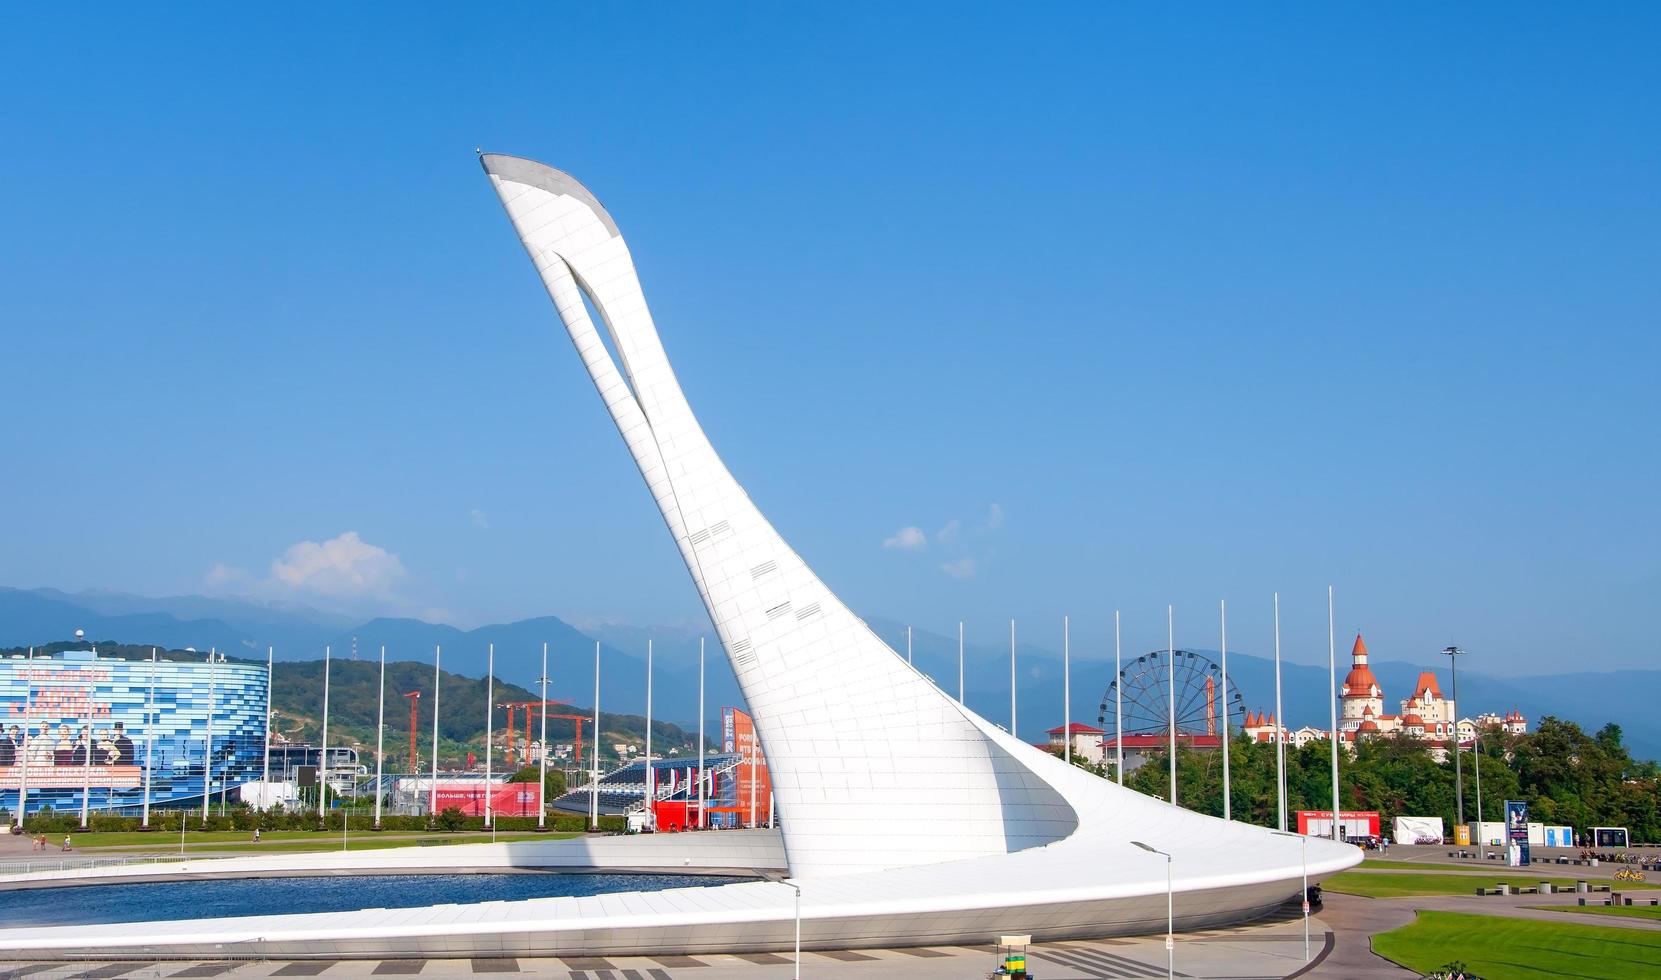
[{"xmin": 0, "ymin": 649, "xmax": 266, "ymax": 818}]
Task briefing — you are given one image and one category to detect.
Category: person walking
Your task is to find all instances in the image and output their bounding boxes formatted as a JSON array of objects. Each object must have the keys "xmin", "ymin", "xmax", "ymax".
[{"xmin": 61, "ymin": 834, "xmax": 71, "ymax": 852}]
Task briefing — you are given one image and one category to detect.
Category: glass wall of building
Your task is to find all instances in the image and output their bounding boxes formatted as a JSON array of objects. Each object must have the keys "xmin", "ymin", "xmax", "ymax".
[{"xmin": 0, "ymin": 650, "xmax": 269, "ymax": 818}]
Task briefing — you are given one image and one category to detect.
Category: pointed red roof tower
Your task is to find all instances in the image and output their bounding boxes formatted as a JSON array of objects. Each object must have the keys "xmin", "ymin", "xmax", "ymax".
[{"xmin": 1340, "ymin": 633, "xmax": 1381, "ymax": 700}]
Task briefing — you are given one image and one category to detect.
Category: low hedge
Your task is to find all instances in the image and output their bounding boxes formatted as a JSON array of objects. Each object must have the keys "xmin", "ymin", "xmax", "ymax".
[{"xmin": 10, "ymin": 807, "xmax": 625, "ymax": 835}]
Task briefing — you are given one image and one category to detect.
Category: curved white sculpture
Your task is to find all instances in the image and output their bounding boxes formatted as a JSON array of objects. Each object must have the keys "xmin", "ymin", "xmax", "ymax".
[
  {"xmin": 0, "ymin": 157, "xmax": 1362, "ymax": 961},
  {"xmin": 481, "ymin": 153, "xmax": 1076, "ymax": 878},
  {"xmin": 478, "ymin": 153, "xmax": 1361, "ymax": 888}
]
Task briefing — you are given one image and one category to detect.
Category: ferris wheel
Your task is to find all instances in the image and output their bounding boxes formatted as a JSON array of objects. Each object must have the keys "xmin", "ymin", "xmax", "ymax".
[{"xmin": 1097, "ymin": 649, "xmax": 1244, "ymax": 739}]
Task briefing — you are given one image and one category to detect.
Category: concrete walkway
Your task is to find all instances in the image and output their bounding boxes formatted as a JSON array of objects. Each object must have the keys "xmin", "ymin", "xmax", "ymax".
[
  {"xmin": 1305, "ymin": 894, "xmax": 1415, "ymax": 978},
  {"xmin": 0, "ymin": 906, "xmax": 1332, "ymax": 979}
]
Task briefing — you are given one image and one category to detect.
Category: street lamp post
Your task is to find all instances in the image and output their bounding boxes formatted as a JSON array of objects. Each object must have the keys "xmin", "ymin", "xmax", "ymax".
[
  {"xmin": 1443, "ymin": 645, "xmax": 1465, "ymax": 830},
  {"xmin": 792, "ymin": 881, "xmax": 801, "ymax": 980},
  {"xmin": 1272, "ymin": 830, "xmax": 1310, "ymax": 962},
  {"xmin": 1132, "ymin": 841, "xmax": 1174, "ymax": 979},
  {"xmin": 762, "ymin": 872, "xmax": 803, "ymax": 980}
]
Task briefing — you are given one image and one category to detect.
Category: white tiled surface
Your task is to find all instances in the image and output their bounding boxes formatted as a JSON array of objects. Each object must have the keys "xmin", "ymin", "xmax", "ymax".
[{"xmin": 481, "ymin": 155, "xmax": 1079, "ymax": 880}]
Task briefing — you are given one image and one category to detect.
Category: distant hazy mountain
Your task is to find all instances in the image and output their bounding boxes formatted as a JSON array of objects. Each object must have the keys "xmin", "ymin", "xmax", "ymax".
[
  {"xmin": 4, "ymin": 588, "xmax": 1653, "ymax": 760},
  {"xmin": 0, "ymin": 588, "xmax": 744, "ymax": 732}
]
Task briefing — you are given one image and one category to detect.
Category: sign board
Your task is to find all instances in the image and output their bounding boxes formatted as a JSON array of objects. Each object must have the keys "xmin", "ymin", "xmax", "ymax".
[
  {"xmin": 1505, "ymin": 800, "xmax": 1530, "ymax": 866},
  {"xmin": 1392, "ymin": 815, "xmax": 1444, "ymax": 845},
  {"xmin": 296, "ymin": 764, "xmax": 317, "ymax": 787},
  {"xmin": 721, "ymin": 707, "xmax": 772, "ymax": 827}
]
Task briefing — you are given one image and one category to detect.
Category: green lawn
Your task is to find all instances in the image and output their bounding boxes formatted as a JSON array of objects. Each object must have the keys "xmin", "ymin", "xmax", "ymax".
[
  {"xmin": 1373, "ymin": 911, "xmax": 1661, "ymax": 979},
  {"xmin": 1359, "ymin": 859, "xmax": 1500, "ymax": 872},
  {"xmin": 1532, "ymin": 903, "xmax": 1661, "ymax": 921},
  {"xmin": 71, "ymin": 830, "xmax": 575, "ymax": 854},
  {"xmin": 1323, "ymin": 870, "xmax": 1657, "ymax": 899}
]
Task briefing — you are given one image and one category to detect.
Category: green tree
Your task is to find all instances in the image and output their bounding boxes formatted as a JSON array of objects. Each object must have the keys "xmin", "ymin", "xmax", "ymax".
[{"xmin": 507, "ymin": 764, "xmax": 567, "ymax": 800}]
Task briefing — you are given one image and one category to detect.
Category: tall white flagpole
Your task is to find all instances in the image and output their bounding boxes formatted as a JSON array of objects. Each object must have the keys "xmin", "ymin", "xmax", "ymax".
[
  {"xmin": 645, "ymin": 638, "xmax": 654, "ymax": 829},
  {"xmin": 748, "ymin": 728, "xmax": 758, "ymax": 828},
  {"xmin": 590, "ymin": 641, "xmax": 600, "ymax": 830},
  {"xmin": 1063, "ymin": 615, "xmax": 1071, "ymax": 765},
  {"xmin": 1327, "ymin": 585, "xmax": 1341, "ymax": 842},
  {"xmin": 1009, "ymin": 619, "xmax": 1017, "ymax": 738},
  {"xmin": 1220, "ymin": 599, "xmax": 1231, "ymax": 821},
  {"xmin": 261, "ymin": 646, "xmax": 273, "ymax": 811},
  {"xmin": 318, "ymin": 644, "xmax": 331, "ymax": 824},
  {"xmin": 1167, "ymin": 606, "xmax": 1177, "ymax": 806},
  {"xmin": 1274, "ymin": 593, "xmax": 1287, "ymax": 831},
  {"xmin": 1114, "ymin": 611, "xmax": 1124, "ymax": 784},
  {"xmin": 429, "ymin": 646, "xmax": 441, "ymax": 818},
  {"xmin": 697, "ymin": 637, "xmax": 706, "ymax": 829},
  {"xmin": 539, "ymin": 642, "xmax": 549, "ymax": 830},
  {"xmin": 484, "ymin": 642, "xmax": 495, "ymax": 829},
  {"xmin": 373, "ymin": 645, "xmax": 386, "ymax": 829},
  {"xmin": 957, "ymin": 621, "xmax": 965, "ymax": 704},
  {"xmin": 79, "ymin": 682, "xmax": 92, "ymax": 830},
  {"xmin": 203, "ymin": 648, "xmax": 217, "ymax": 827},
  {"xmin": 17, "ymin": 649, "xmax": 32, "ymax": 827},
  {"xmin": 142, "ymin": 647, "xmax": 157, "ymax": 828}
]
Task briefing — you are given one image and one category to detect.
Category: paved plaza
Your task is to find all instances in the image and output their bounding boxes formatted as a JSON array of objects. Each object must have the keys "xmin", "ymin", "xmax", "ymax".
[{"xmin": 0, "ymin": 902, "xmax": 1334, "ymax": 979}]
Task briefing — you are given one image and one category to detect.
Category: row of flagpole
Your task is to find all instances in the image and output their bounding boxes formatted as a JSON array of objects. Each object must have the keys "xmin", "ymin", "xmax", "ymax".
[
  {"xmin": 14, "ymin": 589, "xmax": 1346, "ymax": 840},
  {"xmin": 927, "ymin": 586, "xmax": 1346, "ymax": 840}
]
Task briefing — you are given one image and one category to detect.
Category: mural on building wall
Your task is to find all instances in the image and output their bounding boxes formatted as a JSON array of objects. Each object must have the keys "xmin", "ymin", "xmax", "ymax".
[{"xmin": 0, "ymin": 652, "xmax": 269, "ymax": 816}]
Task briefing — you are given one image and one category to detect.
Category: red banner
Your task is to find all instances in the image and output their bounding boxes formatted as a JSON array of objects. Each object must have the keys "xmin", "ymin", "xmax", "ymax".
[
  {"xmin": 723, "ymin": 707, "xmax": 772, "ymax": 826},
  {"xmin": 432, "ymin": 782, "xmax": 542, "ymax": 817}
]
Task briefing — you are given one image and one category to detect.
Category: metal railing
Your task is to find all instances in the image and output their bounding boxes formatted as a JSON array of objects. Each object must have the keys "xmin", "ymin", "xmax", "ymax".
[{"xmin": 0, "ymin": 853, "xmax": 238, "ymax": 876}]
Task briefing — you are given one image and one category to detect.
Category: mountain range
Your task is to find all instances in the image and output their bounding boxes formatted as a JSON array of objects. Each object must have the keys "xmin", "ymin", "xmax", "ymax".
[{"xmin": 4, "ymin": 586, "xmax": 1656, "ymax": 760}]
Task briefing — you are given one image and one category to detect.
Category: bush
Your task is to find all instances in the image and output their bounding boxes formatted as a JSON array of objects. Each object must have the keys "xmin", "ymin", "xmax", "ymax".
[{"xmin": 434, "ymin": 806, "xmax": 468, "ymax": 832}]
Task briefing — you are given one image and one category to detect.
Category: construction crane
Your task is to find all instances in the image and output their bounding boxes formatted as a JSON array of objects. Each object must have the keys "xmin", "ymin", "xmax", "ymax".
[
  {"xmin": 403, "ymin": 691, "xmax": 421, "ymax": 772},
  {"xmin": 499, "ymin": 700, "xmax": 588, "ymax": 769}
]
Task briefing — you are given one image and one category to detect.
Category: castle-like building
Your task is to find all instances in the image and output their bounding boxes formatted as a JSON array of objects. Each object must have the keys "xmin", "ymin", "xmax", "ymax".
[{"xmin": 1243, "ymin": 634, "xmax": 1525, "ymax": 758}]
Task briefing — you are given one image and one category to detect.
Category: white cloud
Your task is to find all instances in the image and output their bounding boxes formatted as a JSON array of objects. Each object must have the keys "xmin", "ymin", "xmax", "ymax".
[
  {"xmin": 883, "ymin": 526, "xmax": 927, "ymax": 551},
  {"xmin": 468, "ymin": 508, "xmax": 491, "ymax": 530},
  {"xmin": 936, "ymin": 519, "xmax": 961, "ymax": 544},
  {"xmin": 202, "ymin": 562, "xmax": 250, "ymax": 589},
  {"xmin": 987, "ymin": 503, "xmax": 1005, "ymax": 530},
  {"xmin": 939, "ymin": 557, "xmax": 977, "ymax": 579},
  {"xmin": 269, "ymin": 531, "xmax": 407, "ymax": 599}
]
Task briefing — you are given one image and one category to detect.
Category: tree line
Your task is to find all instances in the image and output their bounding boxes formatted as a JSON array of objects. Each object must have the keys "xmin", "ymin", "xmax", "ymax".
[{"xmin": 1085, "ymin": 717, "xmax": 1660, "ymax": 843}]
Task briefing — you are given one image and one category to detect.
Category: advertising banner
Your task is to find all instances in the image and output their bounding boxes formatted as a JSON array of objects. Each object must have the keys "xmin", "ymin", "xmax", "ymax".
[
  {"xmin": 432, "ymin": 782, "xmax": 541, "ymax": 817},
  {"xmin": 720, "ymin": 707, "xmax": 771, "ymax": 827},
  {"xmin": 1505, "ymin": 799, "xmax": 1530, "ymax": 866},
  {"xmin": 1391, "ymin": 816, "xmax": 1445, "ymax": 845},
  {"xmin": 1, "ymin": 672, "xmax": 144, "ymax": 793}
]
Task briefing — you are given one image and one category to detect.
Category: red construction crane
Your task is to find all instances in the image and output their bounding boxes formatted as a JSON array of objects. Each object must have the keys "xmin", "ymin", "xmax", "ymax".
[
  {"xmin": 499, "ymin": 700, "xmax": 587, "ymax": 768},
  {"xmin": 403, "ymin": 691, "xmax": 421, "ymax": 772}
]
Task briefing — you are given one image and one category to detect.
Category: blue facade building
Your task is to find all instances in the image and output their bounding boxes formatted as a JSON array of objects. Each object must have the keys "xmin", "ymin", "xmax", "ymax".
[{"xmin": 0, "ymin": 650, "xmax": 268, "ymax": 818}]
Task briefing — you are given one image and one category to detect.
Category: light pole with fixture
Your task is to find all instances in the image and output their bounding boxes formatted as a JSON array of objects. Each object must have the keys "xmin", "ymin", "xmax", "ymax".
[
  {"xmin": 1272, "ymin": 830, "xmax": 1310, "ymax": 962},
  {"xmin": 1131, "ymin": 841, "xmax": 1174, "ymax": 979},
  {"xmin": 1443, "ymin": 645, "xmax": 1465, "ymax": 829},
  {"xmin": 761, "ymin": 872, "xmax": 802, "ymax": 979}
]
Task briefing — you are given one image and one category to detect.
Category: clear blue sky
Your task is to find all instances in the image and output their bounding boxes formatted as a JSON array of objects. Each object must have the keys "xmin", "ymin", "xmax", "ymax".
[{"xmin": 3, "ymin": 4, "xmax": 1656, "ymax": 675}]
